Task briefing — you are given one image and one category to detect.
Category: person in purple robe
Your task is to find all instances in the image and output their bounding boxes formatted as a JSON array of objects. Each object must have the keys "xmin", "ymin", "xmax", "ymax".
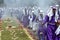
[
  {"xmin": 37, "ymin": 13, "xmax": 45, "ymax": 40},
  {"xmin": 36, "ymin": 9, "xmax": 45, "ymax": 40},
  {"xmin": 22, "ymin": 8, "xmax": 29, "ymax": 27},
  {"xmin": 42, "ymin": 7, "xmax": 58, "ymax": 40},
  {"xmin": 23, "ymin": 14, "xmax": 29, "ymax": 27}
]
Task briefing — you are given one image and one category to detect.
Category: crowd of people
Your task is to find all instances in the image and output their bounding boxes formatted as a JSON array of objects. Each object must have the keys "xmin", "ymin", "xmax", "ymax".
[
  {"xmin": 22, "ymin": 5, "xmax": 60, "ymax": 40},
  {"xmin": 22, "ymin": 7, "xmax": 46, "ymax": 40},
  {"xmin": 0, "ymin": 5, "xmax": 60, "ymax": 40}
]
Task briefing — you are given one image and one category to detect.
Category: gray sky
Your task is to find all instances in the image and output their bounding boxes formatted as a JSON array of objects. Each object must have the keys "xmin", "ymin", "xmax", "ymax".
[
  {"xmin": 0, "ymin": 0, "xmax": 59, "ymax": 19},
  {"xmin": 4, "ymin": 0, "xmax": 58, "ymax": 12}
]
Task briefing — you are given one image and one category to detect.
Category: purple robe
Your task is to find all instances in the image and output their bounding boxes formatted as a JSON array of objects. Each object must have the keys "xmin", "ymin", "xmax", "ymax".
[
  {"xmin": 23, "ymin": 15, "xmax": 29, "ymax": 27},
  {"xmin": 37, "ymin": 16, "xmax": 45, "ymax": 40},
  {"xmin": 43, "ymin": 14, "xmax": 57, "ymax": 40}
]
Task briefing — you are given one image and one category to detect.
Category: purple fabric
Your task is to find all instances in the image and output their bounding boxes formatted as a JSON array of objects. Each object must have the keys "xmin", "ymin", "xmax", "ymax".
[
  {"xmin": 55, "ymin": 36, "xmax": 60, "ymax": 40},
  {"xmin": 23, "ymin": 15, "xmax": 29, "ymax": 27},
  {"xmin": 47, "ymin": 25, "xmax": 57, "ymax": 40},
  {"xmin": 43, "ymin": 15, "xmax": 49, "ymax": 24},
  {"xmin": 37, "ymin": 17, "xmax": 47, "ymax": 40},
  {"xmin": 43, "ymin": 14, "xmax": 57, "ymax": 40},
  {"xmin": 49, "ymin": 14, "xmax": 55, "ymax": 23},
  {"xmin": 37, "ymin": 25, "xmax": 45, "ymax": 40}
]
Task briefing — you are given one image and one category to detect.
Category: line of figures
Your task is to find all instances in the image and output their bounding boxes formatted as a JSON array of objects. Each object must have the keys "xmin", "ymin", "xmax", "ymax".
[
  {"xmin": 0, "ymin": 5, "xmax": 60, "ymax": 40},
  {"xmin": 22, "ymin": 5, "xmax": 60, "ymax": 40}
]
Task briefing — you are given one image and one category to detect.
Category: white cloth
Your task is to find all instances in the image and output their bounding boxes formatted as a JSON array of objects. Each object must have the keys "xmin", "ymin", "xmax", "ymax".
[
  {"xmin": 47, "ymin": 7, "xmax": 59, "ymax": 22},
  {"xmin": 38, "ymin": 15, "xmax": 43, "ymax": 21},
  {"xmin": 47, "ymin": 7, "xmax": 53, "ymax": 20},
  {"xmin": 28, "ymin": 16, "xmax": 33, "ymax": 28},
  {"xmin": 47, "ymin": 8, "xmax": 53, "ymax": 17},
  {"xmin": 55, "ymin": 25, "xmax": 60, "ymax": 35},
  {"xmin": 32, "ymin": 22, "xmax": 39, "ymax": 31}
]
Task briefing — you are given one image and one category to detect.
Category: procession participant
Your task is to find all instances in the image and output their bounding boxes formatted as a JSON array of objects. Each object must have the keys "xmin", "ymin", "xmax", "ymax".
[
  {"xmin": 37, "ymin": 10, "xmax": 45, "ymax": 40},
  {"xmin": 28, "ymin": 14, "xmax": 33, "ymax": 29},
  {"xmin": 42, "ymin": 6, "xmax": 57, "ymax": 40},
  {"xmin": 29, "ymin": 10, "xmax": 36, "ymax": 30},
  {"xmin": 23, "ymin": 8, "xmax": 29, "ymax": 27}
]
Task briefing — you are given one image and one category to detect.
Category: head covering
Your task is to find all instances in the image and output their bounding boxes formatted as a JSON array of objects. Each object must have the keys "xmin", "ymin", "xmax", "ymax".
[
  {"xmin": 47, "ymin": 6, "xmax": 53, "ymax": 17},
  {"xmin": 47, "ymin": 6, "xmax": 59, "ymax": 21},
  {"xmin": 47, "ymin": 6, "xmax": 57, "ymax": 16}
]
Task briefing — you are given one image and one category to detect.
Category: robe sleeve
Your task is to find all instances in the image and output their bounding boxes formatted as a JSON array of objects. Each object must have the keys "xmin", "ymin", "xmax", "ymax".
[{"xmin": 43, "ymin": 15, "xmax": 49, "ymax": 24}]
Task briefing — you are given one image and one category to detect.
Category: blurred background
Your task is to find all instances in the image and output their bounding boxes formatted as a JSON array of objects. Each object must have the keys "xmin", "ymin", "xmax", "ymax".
[
  {"xmin": 0, "ymin": 0, "xmax": 59, "ymax": 18},
  {"xmin": 0, "ymin": 0, "xmax": 60, "ymax": 40},
  {"xmin": 0, "ymin": 0, "xmax": 59, "ymax": 12}
]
